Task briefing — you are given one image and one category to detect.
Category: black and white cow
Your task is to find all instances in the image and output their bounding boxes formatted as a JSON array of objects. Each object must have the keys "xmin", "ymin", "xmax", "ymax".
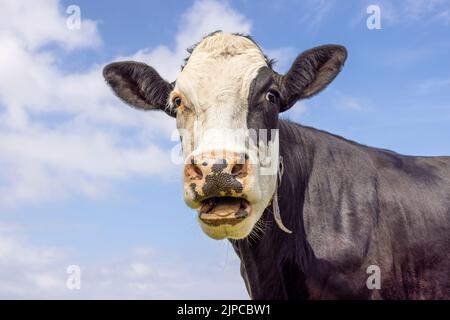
[{"xmin": 103, "ymin": 32, "xmax": 450, "ymax": 299}]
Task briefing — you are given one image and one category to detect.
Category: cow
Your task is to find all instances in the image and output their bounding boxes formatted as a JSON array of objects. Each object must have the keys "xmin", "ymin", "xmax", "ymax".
[{"xmin": 103, "ymin": 31, "xmax": 450, "ymax": 299}]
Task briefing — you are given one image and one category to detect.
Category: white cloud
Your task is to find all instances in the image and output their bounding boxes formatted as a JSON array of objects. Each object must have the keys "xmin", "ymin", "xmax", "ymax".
[
  {"xmin": 0, "ymin": 228, "xmax": 67, "ymax": 298},
  {"xmin": 0, "ymin": 0, "xmax": 177, "ymax": 206},
  {"xmin": 0, "ymin": 0, "xmax": 282, "ymax": 206},
  {"xmin": 0, "ymin": 229, "xmax": 247, "ymax": 299},
  {"xmin": 0, "ymin": 0, "xmax": 266, "ymax": 299},
  {"xmin": 0, "ymin": 0, "xmax": 100, "ymax": 51}
]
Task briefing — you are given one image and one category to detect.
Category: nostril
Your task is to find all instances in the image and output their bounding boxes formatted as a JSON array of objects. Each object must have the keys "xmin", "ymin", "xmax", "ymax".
[
  {"xmin": 186, "ymin": 158, "xmax": 204, "ymax": 180},
  {"xmin": 192, "ymin": 164, "xmax": 203, "ymax": 179},
  {"xmin": 231, "ymin": 163, "xmax": 245, "ymax": 176}
]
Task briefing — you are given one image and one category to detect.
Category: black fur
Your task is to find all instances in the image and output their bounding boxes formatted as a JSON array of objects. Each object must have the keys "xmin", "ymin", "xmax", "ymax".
[{"xmin": 232, "ymin": 120, "xmax": 450, "ymax": 299}]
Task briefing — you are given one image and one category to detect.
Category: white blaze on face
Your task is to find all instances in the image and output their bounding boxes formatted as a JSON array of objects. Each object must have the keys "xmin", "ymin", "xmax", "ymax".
[
  {"xmin": 173, "ymin": 33, "xmax": 279, "ymax": 239},
  {"xmin": 174, "ymin": 33, "xmax": 267, "ymax": 156}
]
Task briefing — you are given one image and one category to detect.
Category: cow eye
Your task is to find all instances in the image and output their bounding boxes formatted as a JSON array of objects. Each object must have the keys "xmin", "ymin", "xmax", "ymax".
[
  {"xmin": 173, "ymin": 96, "xmax": 182, "ymax": 107},
  {"xmin": 265, "ymin": 91, "xmax": 278, "ymax": 103}
]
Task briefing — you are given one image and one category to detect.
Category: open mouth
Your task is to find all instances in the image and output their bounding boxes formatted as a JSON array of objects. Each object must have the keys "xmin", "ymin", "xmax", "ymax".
[{"xmin": 198, "ymin": 197, "xmax": 252, "ymax": 226}]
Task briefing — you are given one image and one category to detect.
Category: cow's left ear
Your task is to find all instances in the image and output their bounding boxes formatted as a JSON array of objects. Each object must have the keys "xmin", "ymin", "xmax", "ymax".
[{"xmin": 279, "ymin": 45, "xmax": 347, "ymax": 112}]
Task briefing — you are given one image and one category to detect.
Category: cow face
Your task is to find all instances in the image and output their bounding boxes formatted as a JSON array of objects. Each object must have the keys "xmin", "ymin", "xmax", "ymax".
[{"xmin": 103, "ymin": 32, "xmax": 346, "ymax": 240}]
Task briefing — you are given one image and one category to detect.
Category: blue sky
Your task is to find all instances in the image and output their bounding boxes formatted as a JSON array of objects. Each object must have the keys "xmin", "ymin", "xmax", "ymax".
[{"xmin": 0, "ymin": 0, "xmax": 449, "ymax": 298}]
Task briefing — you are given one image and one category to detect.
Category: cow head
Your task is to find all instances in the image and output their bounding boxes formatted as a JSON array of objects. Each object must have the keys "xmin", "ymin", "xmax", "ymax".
[{"xmin": 103, "ymin": 32, "xmax": 346, "ymax": 240}]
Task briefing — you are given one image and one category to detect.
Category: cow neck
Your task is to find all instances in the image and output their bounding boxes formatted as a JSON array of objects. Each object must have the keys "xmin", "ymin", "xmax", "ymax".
[{"xmin": 231, "ymin": 120, "xmax": 316, "ymax": 299}]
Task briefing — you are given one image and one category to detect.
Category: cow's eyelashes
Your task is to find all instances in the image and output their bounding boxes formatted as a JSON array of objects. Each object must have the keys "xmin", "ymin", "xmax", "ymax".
[
  {"xmin": 265, "ymin": 90, "xmax": 279, "ymax": 104},
  {"xmin": 173, "ymin": 96, "xmax": 183, "ymax": 107}
]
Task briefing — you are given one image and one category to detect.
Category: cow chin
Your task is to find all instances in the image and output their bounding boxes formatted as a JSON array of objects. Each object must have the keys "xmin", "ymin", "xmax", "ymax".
[{"xmin": 198, "ymin": 217, "xmax": 254, "ymax": 240}]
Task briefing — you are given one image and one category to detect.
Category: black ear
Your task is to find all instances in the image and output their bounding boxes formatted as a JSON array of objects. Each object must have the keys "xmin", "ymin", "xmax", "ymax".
[
  {"xmin": 280, "ymin": 45, "xmax": 347, "ymax": 112},
  {"xmin": 103, "ymin": 61, "xmax": 175, "ymax": 117}
]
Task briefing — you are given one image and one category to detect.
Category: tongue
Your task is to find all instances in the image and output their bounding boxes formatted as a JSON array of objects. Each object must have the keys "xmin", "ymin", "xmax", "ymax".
[{"xmin": 208, "ymin": 198, "xmax": 242, "ymax": 217}]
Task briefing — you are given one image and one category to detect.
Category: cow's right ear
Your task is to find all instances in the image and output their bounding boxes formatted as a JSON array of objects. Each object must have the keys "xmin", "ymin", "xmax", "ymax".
[
  {"xmin": 279, "ymin": 45, "xmax": 347, "ymax": 112},
  {"xmin": 103, "ymin": 61, "xmax": 175, "ymax": 117}
]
